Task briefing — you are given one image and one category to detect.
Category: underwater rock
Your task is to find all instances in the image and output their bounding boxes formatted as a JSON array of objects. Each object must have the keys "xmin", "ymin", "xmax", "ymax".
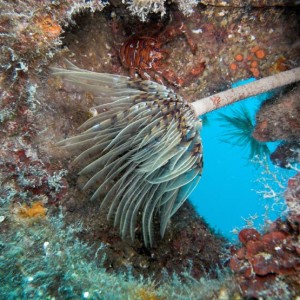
[
  {"xmin": 271, "ymin": 141, "xmax": 300, "ymax": 168},
  {"xmin": 230, "ymin": 213, "xmax": 300, "ymax": 298},
  {"xmin": 63, "ymin": 196, "xmax": 226, "ymax": 280},
  {"xmin": 253, "ymin": 85, "xmax": 300, "ymax": 143},
  {"xmin": 237, "ymin": 228, "xmax": 261, "ymax": 244},
  {"xmin": 230, "ymin": 170, "xmax": 300, "ymax": 297},
  {"xmin": 285, "ymin": 172, "xmax": 300, "ymax": 219},
  {"xmin": 230, "ymin": 170, "xmax": 300, "ymax": 298}
]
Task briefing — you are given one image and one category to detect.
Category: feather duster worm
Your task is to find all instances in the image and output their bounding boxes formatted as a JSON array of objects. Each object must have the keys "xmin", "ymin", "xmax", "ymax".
[
  {"xmin": 52, "ymin": 61, "xmax": 203, "ymax": 247},
  {"xmin": 52, "ymin": 61, "xmax": 300, "ymax": 246}
]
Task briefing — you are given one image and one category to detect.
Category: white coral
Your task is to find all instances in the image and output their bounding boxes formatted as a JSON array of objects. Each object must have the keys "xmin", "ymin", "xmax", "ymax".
[
  {"xmin": 123, "ymin": 0, "xmax": 198, "ymax": 22},
  {"xmin": 123, "ymin": 0, "xmax": 167, "ymax": 22},
  {"xmin": 173, "ymin": 0, "xmax": 198, "ymax": 16},
  {"xmin": 66, "ymin": 0, "xmax": 108, "ymax": 19}
]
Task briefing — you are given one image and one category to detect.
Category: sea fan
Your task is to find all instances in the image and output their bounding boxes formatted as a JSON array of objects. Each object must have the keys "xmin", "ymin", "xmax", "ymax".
[{"xmin": 52, "ymin": 61, "xmax": 203, "ymax": 247}]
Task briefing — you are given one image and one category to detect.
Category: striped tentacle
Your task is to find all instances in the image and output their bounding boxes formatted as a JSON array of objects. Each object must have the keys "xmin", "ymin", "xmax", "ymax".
[{"xmin": 53, "ymin": 61, "xmax": 203, "ymax": 247}]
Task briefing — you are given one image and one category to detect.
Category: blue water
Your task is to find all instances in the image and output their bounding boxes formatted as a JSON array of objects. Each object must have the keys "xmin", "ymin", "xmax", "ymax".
[{"xmin": 190, "ymin": 79, "xmax": 296, "ymax": 241}]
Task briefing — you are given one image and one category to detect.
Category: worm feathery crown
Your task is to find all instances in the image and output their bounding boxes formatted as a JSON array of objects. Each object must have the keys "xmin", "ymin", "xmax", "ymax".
[{"xmin": 52, "ymin": 60, "xmax": 203, "ymax": 247}]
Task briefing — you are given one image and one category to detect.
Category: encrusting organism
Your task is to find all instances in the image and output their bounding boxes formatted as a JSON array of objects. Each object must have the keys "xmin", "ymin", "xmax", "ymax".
[{"xmin": 52, "ymin": 61, "xmax": 300, "ymax": 247}]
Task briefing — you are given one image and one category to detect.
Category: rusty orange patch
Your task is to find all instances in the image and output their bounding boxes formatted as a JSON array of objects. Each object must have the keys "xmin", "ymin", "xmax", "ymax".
[{"xmin": 17, "ymin": 201, "xmax": 47, "ymax": 219}]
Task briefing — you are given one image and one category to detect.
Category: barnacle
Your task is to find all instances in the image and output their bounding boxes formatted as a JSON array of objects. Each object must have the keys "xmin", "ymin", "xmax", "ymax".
[{"xmin": 52, "ymin": 61, "xmax": 203, "ymax": 247}]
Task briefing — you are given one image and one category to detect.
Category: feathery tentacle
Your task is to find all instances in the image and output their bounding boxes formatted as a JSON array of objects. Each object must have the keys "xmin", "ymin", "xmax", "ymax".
[{"xmin": 52, "ymin": 61, "xmax": 203, "ymax": 247}]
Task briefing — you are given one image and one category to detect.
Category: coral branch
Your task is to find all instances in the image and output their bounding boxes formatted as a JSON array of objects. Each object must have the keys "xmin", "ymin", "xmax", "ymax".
[{"xmin": 191, "ymin": 67, "xmax": 300, "ymax": 117}]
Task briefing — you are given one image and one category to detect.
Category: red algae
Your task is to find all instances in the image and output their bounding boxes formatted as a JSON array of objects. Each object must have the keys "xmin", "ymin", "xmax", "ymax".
[
  {"xmin": 238, "ymin": 228, "xmax": 261, "ymax": 245},
  {"xmin": 230, "ymin": 217, "xmax": 300, "ymax": 298}
]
